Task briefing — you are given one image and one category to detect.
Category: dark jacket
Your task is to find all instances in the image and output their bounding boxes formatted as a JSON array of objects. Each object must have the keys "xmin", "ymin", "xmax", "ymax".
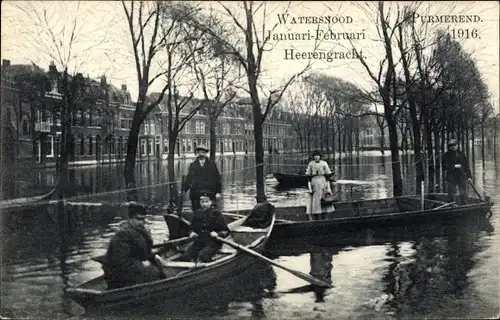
[
  {"xmin": 442, "ymin": 150, "xmax": 472, "ymax": 183},
  {"xmin": 104, "ymin": 220, "xmax": 163, "ymax": 289},
  {"xmin": 191, "ymin": 207, "xmax": 230, "ymax": 239},
  {"xmin": 182, "ymin": 159, "xmax": 222, "ymax": 196}
]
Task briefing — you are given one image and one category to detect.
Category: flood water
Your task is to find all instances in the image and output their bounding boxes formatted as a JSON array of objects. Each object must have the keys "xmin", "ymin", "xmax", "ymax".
[{"xmin": 1, "ymin": 150, "xmax": 499, "ymax": 319}]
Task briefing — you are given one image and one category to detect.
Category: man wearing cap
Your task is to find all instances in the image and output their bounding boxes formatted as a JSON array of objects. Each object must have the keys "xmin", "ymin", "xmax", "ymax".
[
  {"xmin": 442, "ymin": 139, "xmax": 472, "ymax": 204},
  {"xmin": 104, "ymin": 202, "xmax": 164, "ymax": 289},
  {"xmin": 179, "ymin": 193, "xmax": 230, "ymax": 262},
  {"xmin": 182, "ymin": 145, "xmax": 222, "ymax": 211}
]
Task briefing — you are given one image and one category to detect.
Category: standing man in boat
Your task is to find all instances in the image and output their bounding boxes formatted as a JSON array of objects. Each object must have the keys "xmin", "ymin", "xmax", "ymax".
[
  {"xmin": 306, "ymin": 150, "xmax": 334, "ymax": 220},
  {"xmin": 179, "ymin": 193, "xmax": 230, "ymax": 263},
  {"xmin": 104, "ymin": 202, "xmax": 165, "ymax": 289},
  {"xmin": 182, "ymin": 145, "xmax": 222, "ymax": 211},
  {"xmin": 442, "ymin": 139, "xmax": 472, "ymax": 204}
]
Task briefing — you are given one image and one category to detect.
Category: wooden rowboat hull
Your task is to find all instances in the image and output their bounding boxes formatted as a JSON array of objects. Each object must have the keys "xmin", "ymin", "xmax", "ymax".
[
  {"xmin": 273, "ymin": 173, "xmax": 309, "ymax": 187},
  {"xmin": 275, "ymin": 193, "xmax": 492, "ymax": 238},
  {"xmin": 208, "ymin": 193, "xmax": 493, "ymax": 240},
  {"xmin": 65, "ymin": 210, "xmax": 276, "ymax": 312}
]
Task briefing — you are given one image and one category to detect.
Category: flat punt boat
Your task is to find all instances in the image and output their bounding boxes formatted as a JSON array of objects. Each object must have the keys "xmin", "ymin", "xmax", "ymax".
[
  {"xmin": 165, "ymin": 194, "xmax": 493, "ymax": 240},
  {"xmin": 273, "ymin": 172, "xmax": 310, "ymax": 187},
  {"xmin": 64, "ymin": 205, "xmax": 276, "ymax": 312}
]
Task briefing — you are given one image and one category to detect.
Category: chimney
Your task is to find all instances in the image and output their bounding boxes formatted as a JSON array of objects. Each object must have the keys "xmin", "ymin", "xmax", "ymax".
[
  {"xmin": 49, "ymin": 60, "xmax": 57, "ymax": 72},
  {"xmin": 100, "ymin": 75, "xmax": 107, "ymax": 87},
  {"xmin": 2, "ymin": 59, "xmax": 10, "ymax": 67},
  {"xmin": 121, "ymin": 84, "xmax": 127, "ymax": 91}
]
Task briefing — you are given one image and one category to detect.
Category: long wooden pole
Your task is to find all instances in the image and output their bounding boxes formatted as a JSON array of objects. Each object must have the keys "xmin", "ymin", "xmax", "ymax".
[{"xmin": 211, "ymin": 235, "xmax": 333, "ymax": 288}]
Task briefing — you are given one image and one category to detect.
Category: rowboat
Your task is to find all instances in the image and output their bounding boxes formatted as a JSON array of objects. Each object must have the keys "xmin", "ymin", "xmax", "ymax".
[
  {"xmin": 273, "ymin": 172, "xmax": 335, "ymax": 188},
  {"xmin": 165, "ymin": 193, "xmax": 493, "ymax": 241},
  {"xmin": 64, "ymin": 204, "xmax": 276, "ymax": 312},
  {"xmin": 0, "ymin": 188, "xmax": 55, "ymax": 211},
  {"xmin": 273, "ymin": 172, "xmax": 310, "ymax": 187}
]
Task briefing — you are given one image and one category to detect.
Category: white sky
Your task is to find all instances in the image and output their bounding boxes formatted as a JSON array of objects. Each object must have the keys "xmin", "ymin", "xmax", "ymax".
[{"xmin": 1, "ymin": 1, "xmax": 499, "ymax": 113}]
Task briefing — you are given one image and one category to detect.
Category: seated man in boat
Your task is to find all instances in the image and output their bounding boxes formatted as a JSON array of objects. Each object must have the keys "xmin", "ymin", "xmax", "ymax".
[
  {"xmin": 104, "ymin": 202, "xmax": 165, "ymax": 289},
  {"xmin": 179, "ymin": 193, "xmax": 230, "ymax": 263}
]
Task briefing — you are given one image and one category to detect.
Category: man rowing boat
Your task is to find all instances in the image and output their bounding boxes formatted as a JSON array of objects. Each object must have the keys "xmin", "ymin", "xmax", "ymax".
[
  {"xmin": 104, "ymin": 202, "xmax": 164, "ymax": 289},
  {"xmin": 178, "ymin": 193, "xmax": 230, "ymax": 263}
]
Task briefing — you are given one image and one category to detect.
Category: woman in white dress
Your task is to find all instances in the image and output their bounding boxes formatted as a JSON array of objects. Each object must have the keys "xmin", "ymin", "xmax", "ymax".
[{"xmin": 306, "ymin": 150, "xmax": 334, "ymax": 220}]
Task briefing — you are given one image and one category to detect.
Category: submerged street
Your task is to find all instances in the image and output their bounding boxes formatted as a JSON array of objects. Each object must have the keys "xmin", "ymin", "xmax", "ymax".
[{"xmin": 1, "ymin": 151, "xmax": 499, "ymax": 319}]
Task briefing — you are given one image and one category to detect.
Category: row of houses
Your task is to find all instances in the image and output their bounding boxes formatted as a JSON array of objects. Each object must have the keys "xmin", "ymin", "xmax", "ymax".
[{"xmin": 1, "ymin": 59, "xmax": 304, "ymax": 167}]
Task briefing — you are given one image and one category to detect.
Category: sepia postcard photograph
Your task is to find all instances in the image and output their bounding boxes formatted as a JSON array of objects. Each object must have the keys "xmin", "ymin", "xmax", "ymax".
[{"xmin": 1, "ymin": 1, "xmax": 499, "ymax": 319}]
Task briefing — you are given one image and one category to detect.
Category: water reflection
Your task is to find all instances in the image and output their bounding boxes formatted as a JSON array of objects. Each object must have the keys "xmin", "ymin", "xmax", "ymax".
[{"xmin": 309, "ymin": 247, "xmax": 335, "ymax": 302}]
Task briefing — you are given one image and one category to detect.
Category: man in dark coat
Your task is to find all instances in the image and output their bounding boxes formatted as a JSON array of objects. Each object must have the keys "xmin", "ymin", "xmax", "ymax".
[
  {"xmin": 182, "ymin": 145, "xmax": 222, "ymax": 211},
  {"xmin": 104, "ymin": 202, "xmax": 164, "ymax": 289},
  {"xmin": 442, "ymin": 139, "xmax": 472, "ymax": 204},
  {"xmin": 179, "ymin": 194, "xmax": 230, "ymax": 263}
]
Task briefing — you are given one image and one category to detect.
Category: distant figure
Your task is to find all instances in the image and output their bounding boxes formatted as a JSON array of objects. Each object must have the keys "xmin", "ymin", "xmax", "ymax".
[
  {"xmin": 306, "ymin": 150, "xmax": 334, "ymax": 220},
  {"xmin": 179, "ymin": 194, "xmax": 230, "ymax": 263},
  {"xmin": 104, "ymin": 202, "xmax": 164, "ymax": 289},
  {"xmin": 442, "ymin": 139, "xmax": 472, "ymax": 204},
  {"xmin": 182, "ymin": 145, "xmax": 222, "ymax": 211}
]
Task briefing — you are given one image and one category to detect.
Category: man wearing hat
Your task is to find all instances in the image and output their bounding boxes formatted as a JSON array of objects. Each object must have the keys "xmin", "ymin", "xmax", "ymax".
[
  {"xmin": 442, "ymin": 139, "xmax": 472, "ymax": 204},
  {"xmin": 103, "ymin": 202, "xmax": 164, "ymax": 289},
  {"xmin": 179, "ymin": 193, "xmax": 230, "ymax": 262},
  {"xmin": 182, "ymin": 145, "xmax": 222, "ymax": 211}
]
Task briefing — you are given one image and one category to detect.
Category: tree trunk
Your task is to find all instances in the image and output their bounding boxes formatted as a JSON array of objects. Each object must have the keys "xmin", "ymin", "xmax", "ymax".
[
  {"xmin": 471, "ymin": 126, "xmax": 475, "ymax": 163},
  {"xmin": 379, "ymin": 128, "xmax": 385, "ymax": 154},
  {"xmin": 481, "ymin": 124, "xmax": 485, "ymax": 160},
  {"xmin": 387, "ymin": 115, "xmax": 403, "ymax": 196},
  {"xmin": 424, "ymin": 118, "xmax": 434, "ymax": 192},
  {"xmin": 434, "ymin": 130, "xmax": 442, "ymax": 191},
  {"xmin": 465, "ymin": 127, "xmax": 470, "ymax": 159},
  {"xmin": 247, "ymin": 54, "xmax": 266, "ymax": 202},
  {"xmin": 209, "ymin": 115, "xmax": 217, "ymax": 161},
  {"xmin": 57, "ymin": 69, "xmax": 73, "ymax": 198},
  {"xmin": 167, "ymin": 136, "xmax": 177, "ymax": 204},
  {"xmin": 123, "ymin": 100, "xmax": 145, "ymax": 200}
]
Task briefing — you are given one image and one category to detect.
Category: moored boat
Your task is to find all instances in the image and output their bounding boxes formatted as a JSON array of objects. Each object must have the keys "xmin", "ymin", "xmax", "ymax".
[
  {"xmin": 273, "ymin": 172, "xmax": 310, "ymax": 187},
  {"xmin": 64, "ymin": 204, "xmax": 276, "ymax": 312},
  {"xmin": 165, "ymin": 194, "xmax": 493, "ymax": 241},
  {"xmin": 273, "ymin": 172, "xmax": 335, "ymax": 188}
]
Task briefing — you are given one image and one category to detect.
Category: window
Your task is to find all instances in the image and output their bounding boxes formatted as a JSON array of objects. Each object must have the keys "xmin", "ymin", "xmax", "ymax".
[
  {"xmin": 195, "ymin": 120, "xmax": 205, "ymax": 134},
  {"xmin": 200, "ymin": 121, "xmax": 205, "ymax": 134},
  {"xmin": 44, "ymin": 135, "xmax": 55, "ymax": 158},
  {"xmin": 141, "ymin": 139, "xmax": 146, "ymax": 155},
  {"xmin": 80, "ymin": 137, "xmax": 85, "ymax": 155},
  {"xmin": 149, "ymin": 138, "xmax": 154, "ymax": 155},
  {"xmin": 22, "ymin": 119, "xmax": 29, "ymax": 135},
  {"xmin": 88, "ymin": 136, "xmax": 93, "ymax": 155}
]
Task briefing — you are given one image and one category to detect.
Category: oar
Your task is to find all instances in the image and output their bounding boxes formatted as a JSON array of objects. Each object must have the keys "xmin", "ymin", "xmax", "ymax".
[
  {"xmin": 223, "ymin": 212, "xmax": 293, "ymax": 224},
  {"xmin": 91, "ymin": 236, "xmax": 193, "ymax": 264},
  {"xmin": 469, "ymin": 181, "xmax": 484, "ymax": 201},
  {"xmin": 468, "ymin": 181, "xmax": 493, "ymax": 217},
  {"xmin": 211, "ymin": 234, "xmax": 333, "ymax": 288},
  {"xmin": 432, "ymin": 202, "xmax": 456, "ymax": 210}
]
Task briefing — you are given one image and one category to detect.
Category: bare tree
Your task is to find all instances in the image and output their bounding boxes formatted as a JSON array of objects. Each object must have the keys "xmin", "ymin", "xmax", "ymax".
[
  {"xmin": 3, "ymin": 1, "xmax": 115, "ymax": 199},
  {"xmin": 121, "ymin": 0, "xmax": 205, "ymax": 200},
  {"xmin": 187, "ymin": 1, "xmax": 323, "ymax": 202},
  {"xmin": 343, "ymin": 1, "xmax": 405, "ymax": 196},
  {"xmin": 189, "ymin": 9, "xmax": 241, "ymax": 161}
]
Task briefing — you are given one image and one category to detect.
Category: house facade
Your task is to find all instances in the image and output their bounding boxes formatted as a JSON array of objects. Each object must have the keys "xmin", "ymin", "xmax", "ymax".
[{"xmin": 1, "ymin": 59, "xmax": 299, "ymax": 168}]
